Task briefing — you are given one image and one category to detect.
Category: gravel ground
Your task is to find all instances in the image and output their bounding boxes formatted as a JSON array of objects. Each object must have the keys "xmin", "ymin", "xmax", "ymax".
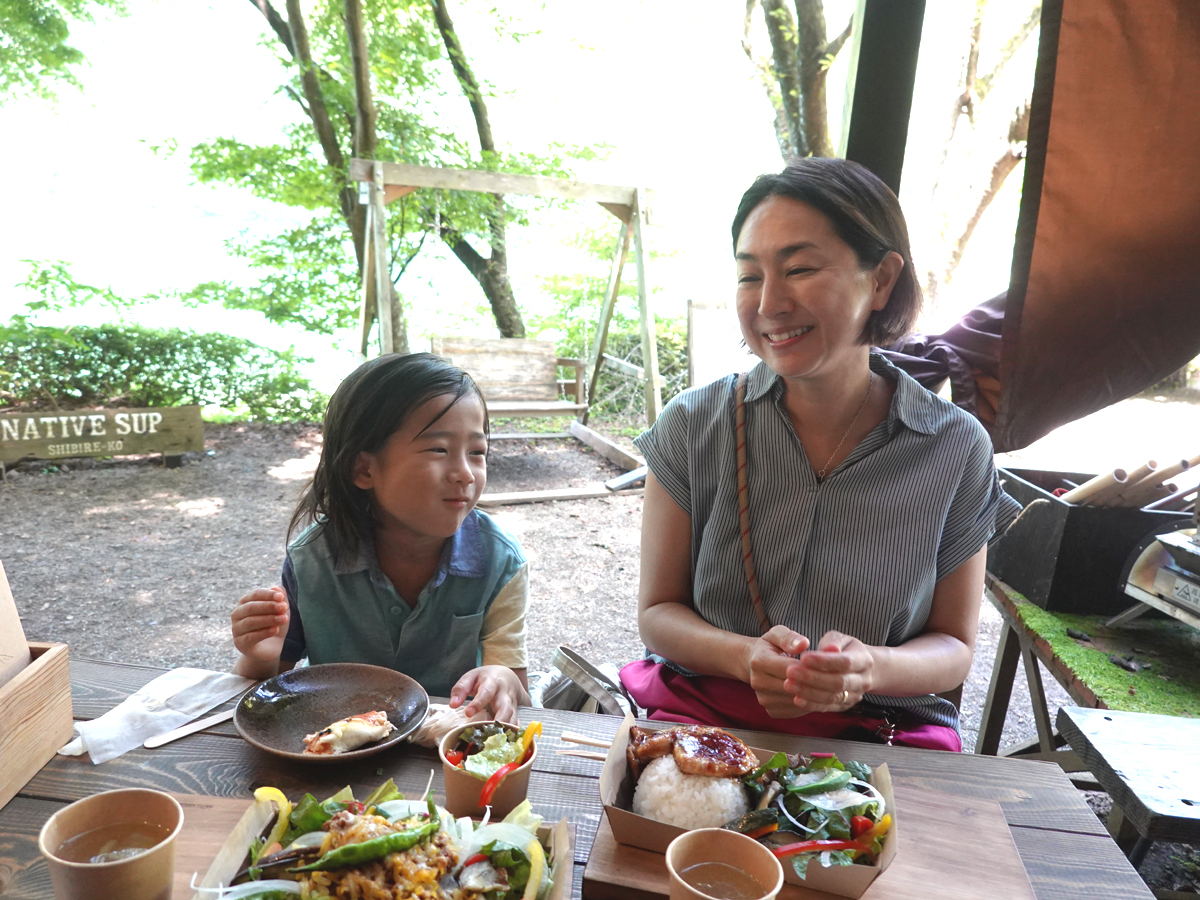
[{"xmin": 2, "ymin": 421, "xmax": 1196, "ymax": 893}]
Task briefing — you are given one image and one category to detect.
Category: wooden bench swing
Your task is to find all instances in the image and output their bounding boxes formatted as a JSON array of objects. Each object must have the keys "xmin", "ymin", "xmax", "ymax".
[{"xmin": 348, "ymin": 158, "xmax": 656, "ymax": 504}]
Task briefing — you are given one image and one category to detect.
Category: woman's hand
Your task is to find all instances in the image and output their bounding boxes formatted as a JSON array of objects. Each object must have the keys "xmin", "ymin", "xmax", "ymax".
[
  {"xmin": 744, "ymin": 625, "xmax": 812, "ymax": 718},
  {"xmin": 450, "ymin": 666, "xmax": 531, "ymax": 725},
  {"xmin": 231, "ymin": 587, "xmax": 288, "ymax": 679},
  {"xmin": 784, "ymin": 631, "xmax": 875, "ymax": 712}
]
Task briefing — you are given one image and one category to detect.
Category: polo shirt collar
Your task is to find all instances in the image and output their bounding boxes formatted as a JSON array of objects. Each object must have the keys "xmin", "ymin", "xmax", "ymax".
[
  {"xmin": 743, "ymin": 353, "xmax": 939, "ymax": 436},
  {"xmin": 332, "ymin": 509, "xmax": 488, "ymax": 583}
]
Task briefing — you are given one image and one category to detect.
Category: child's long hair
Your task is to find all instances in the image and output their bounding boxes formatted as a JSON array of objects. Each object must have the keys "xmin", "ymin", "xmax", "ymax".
[{"xmin": 290, "ymin": 352, "xmax": 487, "ymax": 565}]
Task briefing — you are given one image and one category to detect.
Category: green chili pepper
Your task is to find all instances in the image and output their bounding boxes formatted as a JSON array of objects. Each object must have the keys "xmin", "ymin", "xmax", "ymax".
[{"xmin": 288, "ymin": 804, "xmax": 439, "ymax": 873}]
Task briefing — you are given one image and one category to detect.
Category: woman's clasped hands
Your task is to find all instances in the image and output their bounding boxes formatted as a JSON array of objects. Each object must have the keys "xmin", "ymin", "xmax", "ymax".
[{"xmin": 744, "ymin": 625, "xmax": 876, "ymax": 717}]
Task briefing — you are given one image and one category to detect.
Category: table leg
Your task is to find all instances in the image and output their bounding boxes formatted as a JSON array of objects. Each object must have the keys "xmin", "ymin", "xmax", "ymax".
[
  {"xmin": 977, "ymin": 623, "xmax": 1021, "ymax": 755},
  {"xmin": 1021, "ymin": 643, "xmax": 1057, "ymax": 754}
]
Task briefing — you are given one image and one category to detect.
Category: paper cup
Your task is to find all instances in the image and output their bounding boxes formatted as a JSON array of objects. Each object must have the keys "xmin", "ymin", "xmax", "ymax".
[
  {"xmin": 439, "ymin": 720, "xmax": 536, "ymax": 818},
  {"xmin": 665, "ymin": 829, "xmax": 784, "ymax": 900},
  {"xmin": 38, "ymin": 788, "xmax": 184, "ymax": 900}
]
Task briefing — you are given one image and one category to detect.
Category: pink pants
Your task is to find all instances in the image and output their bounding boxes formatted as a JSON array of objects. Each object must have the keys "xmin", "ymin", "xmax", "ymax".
[{"xmin": 619, "ymin": 660, "xmax": 961, "ymax": 752}]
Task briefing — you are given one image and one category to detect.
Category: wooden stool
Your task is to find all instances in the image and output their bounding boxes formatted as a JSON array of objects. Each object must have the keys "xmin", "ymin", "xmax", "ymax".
[{"xmin": 1056, "ymin": 706, "xmax": 1200, "ymax": 867}]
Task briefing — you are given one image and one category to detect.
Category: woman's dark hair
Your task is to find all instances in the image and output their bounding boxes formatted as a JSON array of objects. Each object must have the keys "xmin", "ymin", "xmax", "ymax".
[
  {"xmin": 289, "ymin": 352, "xmax": 487, "ymax": 564},
  {"xmin": 731, "ymin": 157, "xmax": 922, "ymax": 346}
]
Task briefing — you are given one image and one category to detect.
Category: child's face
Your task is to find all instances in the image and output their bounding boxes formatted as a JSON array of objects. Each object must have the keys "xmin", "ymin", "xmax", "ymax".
[{"xmin": 352, "ymin": 392, "xmax": 488, "ymax": 542}]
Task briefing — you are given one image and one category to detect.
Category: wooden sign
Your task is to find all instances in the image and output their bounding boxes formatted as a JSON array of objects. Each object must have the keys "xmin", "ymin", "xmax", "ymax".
[{"xmin": 0, "ymin": 406, "xmax": 204, "ymax": 465}]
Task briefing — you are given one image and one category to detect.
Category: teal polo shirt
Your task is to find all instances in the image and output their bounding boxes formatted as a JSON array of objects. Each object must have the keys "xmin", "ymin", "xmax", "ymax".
[{"xmin": 280, "ymin": 510, "xmax": 526, "ymax": 696}]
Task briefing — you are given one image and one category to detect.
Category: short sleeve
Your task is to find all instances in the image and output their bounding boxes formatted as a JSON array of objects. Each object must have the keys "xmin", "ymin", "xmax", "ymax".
[
  {"xmin": 480, "ymin": 563, "xmax": 529, "ymax": 668},
  {"xmin": 632, "ymin": 394, "xmax": 694, "ymax": 516},
  {"xmin": 935, "ymin": 426, "xmax": 1022, "ymax": 580},
  {"xmin": 280, "ymin": 554, "xmax": 307, "ymax": 662}
]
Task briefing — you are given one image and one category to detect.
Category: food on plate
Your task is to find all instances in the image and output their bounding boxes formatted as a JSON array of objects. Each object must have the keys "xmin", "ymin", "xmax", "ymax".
[
  {"xmin": 629, "ymin": 725, "xmax": 758, "ymax": 829},
  {"xmin": 212, "ymin": 781, "xmax": 555, "ymax": 900},
  {"xmin": 444, "ymin": 721, "xmax": 542, "ymax": 807},
  {"xmin": 625, "ymin": 725, "xmax": 892, "ymax": 879},
  {"xmin": 729, "ymin": 750, "xmax": 891, "ymax": 879},
  {"xmin": 627, "ymin": 724, "xmax": 759, "ymax": 779},
  {"xmin": 303, "ymin": 711, "xmax": 396, "ymax": 755}
]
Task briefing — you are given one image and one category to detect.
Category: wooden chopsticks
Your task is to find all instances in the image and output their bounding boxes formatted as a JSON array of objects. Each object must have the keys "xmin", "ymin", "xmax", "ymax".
[{"xmin": 554, "ymin": 731, "xmax": 613, "ymax": 761}]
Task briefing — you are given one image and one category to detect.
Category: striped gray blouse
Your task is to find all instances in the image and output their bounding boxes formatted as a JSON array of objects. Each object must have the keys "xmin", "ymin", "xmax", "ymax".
[{"xmin": 633, "ymin": 353, "xmax": 1021, "ymax": 729}]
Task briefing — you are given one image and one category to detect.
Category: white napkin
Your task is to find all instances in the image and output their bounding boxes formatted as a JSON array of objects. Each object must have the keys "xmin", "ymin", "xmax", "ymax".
[{"xmin": 58, "ymin": 668, "xmax": 254, "ymax": 764}]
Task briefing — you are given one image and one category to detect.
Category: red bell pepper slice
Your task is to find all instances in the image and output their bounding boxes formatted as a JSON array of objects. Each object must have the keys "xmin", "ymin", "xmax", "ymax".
[
  {"xmin": 772, "ymin": 839, "xmax": 870, "ymax": 859},
  {"xmin": 850, "ymin": 816, "xmax": 874, "ymax": 839},
  {"xmin": 478, "ymin": 743, "xmax": 534, "ymax": 807},
  {"xmin": 461, "ymin": 852, "xmax": 490, "ymax": 868}
]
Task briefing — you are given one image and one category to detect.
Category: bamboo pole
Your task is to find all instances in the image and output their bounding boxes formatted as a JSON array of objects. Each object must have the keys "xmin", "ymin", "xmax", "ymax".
[
  {"xmin": 1060, "ymin": 468, "xmax": 1128, "ymax": 505},
  {"xmin": 1098, "ymin": 460, "xmax": 1158, "ymax": 506}
]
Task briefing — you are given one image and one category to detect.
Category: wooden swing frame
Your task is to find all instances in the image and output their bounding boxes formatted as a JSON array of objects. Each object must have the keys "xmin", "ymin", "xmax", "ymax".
[{"xmin": 348, "ymin": 158, "xmax": 665, "ymax": 424}]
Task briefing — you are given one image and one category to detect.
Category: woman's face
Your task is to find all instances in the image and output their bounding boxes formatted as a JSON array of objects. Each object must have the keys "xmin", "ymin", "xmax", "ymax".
[{"xmin": 734, "ymin": 195, "xmax": 898, "ymax": 383}]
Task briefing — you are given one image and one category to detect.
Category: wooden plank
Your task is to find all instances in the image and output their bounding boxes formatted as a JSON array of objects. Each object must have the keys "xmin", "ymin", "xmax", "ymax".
[
  {"xmin": 370, "ymin": 173, "xmax": 395, "ymax": 355},
  {"xmin": 584, "ymin": 788, "xmax": 1036, "ymax": 900},
  {"xmin": 0, "ymin": 406, "xmax": 204, "ymax": 465},
  {"xmin": 0, "ymin": 795, "xmax": 61, "ymax": 899},
  {"xmin": 568, "ymin": 422, "xmax": 644, "ymax": 472},
  {"xmin": 583, "ymin": 221, "xmax": 633, "ymax": 426},
  {"xmin": 631, "ymin": 188, "xmax": 663, "ymax": 425},
  {"xmin": 602, "ymin": 354, "xmax": 644, "ymax": 380},
  {"xmin": 357, "ymin": 191, "xmax": 376, "ymax": 357},
  {"xmin": 432, "ymin": 337, "xmax": 561, "ymax": 402},
  {"xmin": 348, "ymin": 159, "xmax": 643, "ymax": 208},
  {"xmin": 477, "ymin": 485, "xmax": 644, "ymax": 508},
  {"xmin": 605, "ymin": 466, "xmax": 648, "ymax": 491},
  {"xmin": 490, "ymin": 432, "xmax": 573, "ymax": 441},
  {"xmin": 1008, "ymin": 826, "xmax": 1154, "ymax": 899},
  {"xmin": 487, "ymin": 402, "xmax": 588, "ymax": 418},
  {"xmin": 1057, "ymin": 706, "xmax": 1200, "ymax": 844}
]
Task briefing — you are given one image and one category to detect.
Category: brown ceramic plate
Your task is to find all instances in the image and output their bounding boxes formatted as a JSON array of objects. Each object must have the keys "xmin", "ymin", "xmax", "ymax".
[{"xmin": 234, "ymin": 663, "xmax": 428, "ymax": 762}]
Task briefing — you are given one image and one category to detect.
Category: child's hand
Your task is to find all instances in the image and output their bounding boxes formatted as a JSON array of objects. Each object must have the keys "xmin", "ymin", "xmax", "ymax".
[
  {"xmin": 449, "ymin": 666, "xmax": 530, "ymax": 725},
  {"xmin": 231, "ymin": 587, "xmax": 288, "ymax": 678}
]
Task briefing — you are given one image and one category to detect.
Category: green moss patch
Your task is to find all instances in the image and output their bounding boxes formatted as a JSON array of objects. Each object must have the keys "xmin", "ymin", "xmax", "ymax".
[{"xmin": 1012, "ymin": 601, "xmax": 1200, "ymax": 717}]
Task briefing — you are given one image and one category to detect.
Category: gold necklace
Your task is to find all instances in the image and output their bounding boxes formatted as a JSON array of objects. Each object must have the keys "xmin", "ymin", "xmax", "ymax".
[{"xmin": 815, "ymin": 373, "xmax": 874, "ymax": 480}]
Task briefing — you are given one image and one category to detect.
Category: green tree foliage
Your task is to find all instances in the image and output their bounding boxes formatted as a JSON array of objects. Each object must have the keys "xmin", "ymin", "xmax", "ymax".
[
  {"xmin": 186, "ymin": 0, "xmax": 594, "ymax": 345},
  {"xmin": 0, "ymin": 0, "xmax": 125, "ymax": 102},
  {"xmin": 2, "ymin": 261, "xmax": 324, "ymax": 422},
  {"xmin": 0, "ymin": 322, "xmax": 325, "ymax": 421}
]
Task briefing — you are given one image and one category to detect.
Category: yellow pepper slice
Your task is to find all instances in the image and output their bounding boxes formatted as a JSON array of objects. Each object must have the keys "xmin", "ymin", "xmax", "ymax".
[
  {"xmin": 254, "ymin": 786, "xmax": 292, "ymax": 852},
  {"xmin": 520, "ymin": 722, "xmax": 542, "ymax": 756},
  {"xmin": 522, "ymin": 837, "xmax": 545, "ymax": 900}
]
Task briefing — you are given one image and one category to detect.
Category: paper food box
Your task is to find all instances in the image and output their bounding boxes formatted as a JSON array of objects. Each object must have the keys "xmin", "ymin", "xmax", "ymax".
[
  {"xmin": 599, "ymin": 715, "xmax": 897, "ymax": 899},
  {"xmin": 190, "ymin": 796, "xmax": 573, "ymax": 900}
]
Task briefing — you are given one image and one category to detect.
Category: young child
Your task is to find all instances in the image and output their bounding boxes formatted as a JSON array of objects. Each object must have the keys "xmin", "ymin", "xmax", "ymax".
[{"xmin": 231, "ymin": 353, "xmax": 530, "ymax": 723}]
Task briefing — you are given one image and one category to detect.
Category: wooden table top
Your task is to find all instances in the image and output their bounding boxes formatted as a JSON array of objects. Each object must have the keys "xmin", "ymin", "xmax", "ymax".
[
  {"xmin": 1057, "ymin": 705, "xmax": 1200, "ymax": 844},
  {"xmin": 0, "ymin": 658, "xmax": 1153, "ymax": 900}
]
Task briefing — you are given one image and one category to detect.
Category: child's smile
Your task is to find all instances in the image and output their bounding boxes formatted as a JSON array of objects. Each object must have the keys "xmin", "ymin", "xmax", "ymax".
[{"xmin": 352, "ymin": 392, "xmax": 488, "ymax": 544}]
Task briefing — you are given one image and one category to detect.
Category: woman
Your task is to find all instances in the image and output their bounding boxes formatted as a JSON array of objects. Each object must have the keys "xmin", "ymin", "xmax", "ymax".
[{"xmin": 620, "ymin": 158, "xmax": 1020, "ymax": 751}]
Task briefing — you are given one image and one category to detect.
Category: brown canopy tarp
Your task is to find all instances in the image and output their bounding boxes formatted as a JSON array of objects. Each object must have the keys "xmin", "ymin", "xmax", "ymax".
[{"xmin": 992, "ymin": 0, "xmax": 1200, "ymax": 451}]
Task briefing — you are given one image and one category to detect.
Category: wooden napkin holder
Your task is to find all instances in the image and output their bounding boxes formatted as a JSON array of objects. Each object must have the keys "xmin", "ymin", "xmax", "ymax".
[{"xmin": 0, "ymin": 560, "xmax": 74, "ymax": 810}]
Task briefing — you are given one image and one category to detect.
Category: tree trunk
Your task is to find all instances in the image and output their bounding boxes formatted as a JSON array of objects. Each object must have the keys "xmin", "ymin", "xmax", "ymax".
[
  {"xmin": 755, "ymin": 0, "xmax": 850, "ymax": 160},
  {"xmin": 344, "ymin": 0, "xmax": 407, "ymax": 353},
  {"xmin": 430, "ymin": 0, "xmax": 525, "ymax": 338}
]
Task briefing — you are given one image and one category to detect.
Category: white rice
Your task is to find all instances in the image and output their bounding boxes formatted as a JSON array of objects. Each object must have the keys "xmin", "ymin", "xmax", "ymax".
[{"xmin": 632, "ymin": 756, "xmax": 750, "ymax": 830}]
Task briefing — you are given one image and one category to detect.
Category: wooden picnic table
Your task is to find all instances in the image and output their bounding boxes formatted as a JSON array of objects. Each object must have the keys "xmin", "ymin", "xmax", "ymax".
[{"xmin": 0, "ymin": 658, "xmax": 1153, "ymax": 900}]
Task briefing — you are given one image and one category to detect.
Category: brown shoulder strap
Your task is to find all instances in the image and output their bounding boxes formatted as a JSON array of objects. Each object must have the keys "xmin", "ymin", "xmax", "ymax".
[{"xmin": 735, "ymin": 372, "xmax": 772, "ymax": 635}]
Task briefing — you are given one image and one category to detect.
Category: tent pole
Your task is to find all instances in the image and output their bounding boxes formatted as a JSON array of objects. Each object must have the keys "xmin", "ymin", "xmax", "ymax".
[{"xmin": 357, "ymin": 196, "xmax": 376, "ymax": 359}]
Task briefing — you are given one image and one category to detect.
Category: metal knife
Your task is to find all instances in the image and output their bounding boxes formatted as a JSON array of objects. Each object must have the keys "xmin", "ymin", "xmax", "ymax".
[{"xmin": 143, "ymin": 707, "xmax": 235, "ymax": 748}]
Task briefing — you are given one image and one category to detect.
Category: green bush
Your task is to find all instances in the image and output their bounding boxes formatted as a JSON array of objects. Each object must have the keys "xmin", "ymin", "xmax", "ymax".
[{"xmin": 0, "ymin": 321, "xmax": 327, "ymax": 422}]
